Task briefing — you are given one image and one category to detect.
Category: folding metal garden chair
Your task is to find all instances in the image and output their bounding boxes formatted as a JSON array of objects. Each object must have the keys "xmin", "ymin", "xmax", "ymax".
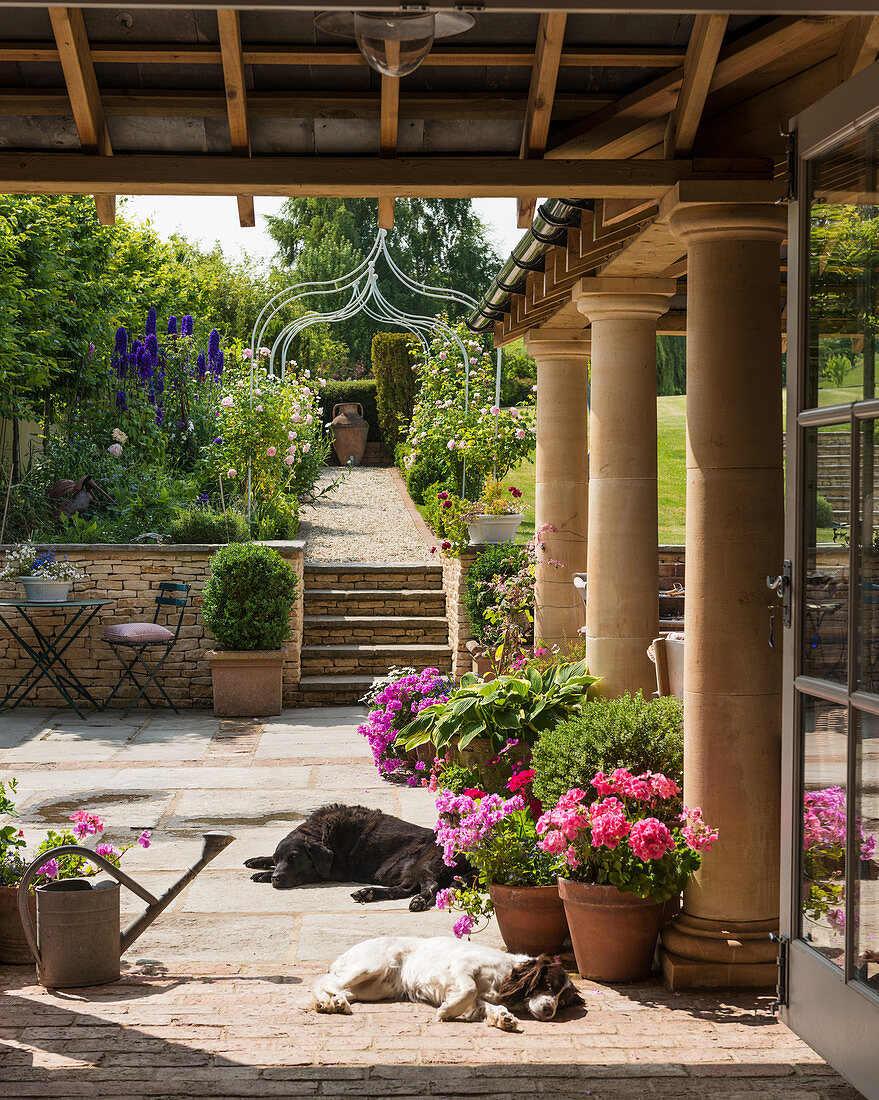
[{"xmin": 101, "ymin": 581, "xmax": 191, "ymax": 716}]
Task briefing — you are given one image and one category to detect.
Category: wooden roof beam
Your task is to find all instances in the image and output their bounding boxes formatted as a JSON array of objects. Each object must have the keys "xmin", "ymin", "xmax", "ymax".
[
  {"xmin": 47, "ymin": 7, "xmax": 114, "ymax": 225},
  {"xmin": 217, "ymin": 9, "xmax": 254, "ymax": 228},
  {"xmin": 517, "ymin": 13, "xmax": 567, "ymax": 229},
  {"xmin": 379, "ymin": 73, "xmax": 400, "ymax": 229},
  {"xmin": 0, "ymin": 154, "xmax": 776, "ymax": 199},
  {"xmin": 546, "ymin": 16, "xmax": 842, "ymax": 160},
  {"xmin": 664, "ymin": 14, "xmax": 728, "ymax": 157},
  {"xmin": 838, "ymin": 16, "xmax": 879, "ymax": 80},
  {"xmin": 0, "ymin": 41, "xmax": 688, "ymax": 68}
]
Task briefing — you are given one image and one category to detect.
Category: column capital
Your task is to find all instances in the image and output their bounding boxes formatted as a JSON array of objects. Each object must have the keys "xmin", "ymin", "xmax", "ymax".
[
  {"xmin": 574, "ymin": 277, "xmax": 676, "ymax": 324},
  {"xmin": 666, "ymin": 202, "xmax": 787, "ymax": 246},
  {"xmin": 523, "ymin": 327, "xmax": 591, "ymax": 361}
]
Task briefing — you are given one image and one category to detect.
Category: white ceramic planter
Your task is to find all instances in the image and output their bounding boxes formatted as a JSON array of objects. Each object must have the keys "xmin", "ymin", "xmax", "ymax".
[
  {"xmin": 18, "ymin": 577, "xmax": 72, "ymax": 603},
  {"xmin": 466, "ymin": 513, "xmax": 524, "ymax": 546}
]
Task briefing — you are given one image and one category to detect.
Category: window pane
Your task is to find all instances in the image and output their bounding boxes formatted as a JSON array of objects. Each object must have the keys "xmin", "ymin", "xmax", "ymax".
[
  {"xmin": 802, "ymin": 696, "xmax": 848, "ymax": 966},
  {"xmin": 808, "ymin": 125, "xmax": 879, "ymax": 409},
  {"xmin": 859, "ymin": 419, "xmax": 879, "ymax": 692},
  {"xmin": 803, "ymin": 426, "xmax": 849, "ymax": 684},
  {"xmin": 855, "ymin": 711, "xmax": 879, "ymax": 991}
]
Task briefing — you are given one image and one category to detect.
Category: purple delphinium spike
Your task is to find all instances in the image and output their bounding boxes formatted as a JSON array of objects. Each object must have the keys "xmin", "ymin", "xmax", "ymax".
[
  {"xmin": 213, "ymin": 350, "xmax": 224, "ymax": 381},
  {"xmin": 208, "ymin": 329, "xmax": 220, "ymax": 367},
  {"xmin": 145, "ymin": 333, "xmax": 159, "ymax": 363},
  {"xmin": 137, "ymin": 347, "xmax": 154, "ymax": 383},
  {"xmin": 167, "ymin": 316, "xmax": 178, "ymax": 336},
  {"xmin": 196, "ymin": 352, "xmax": 207, "ymax": 380},
  {"xmin": 112, "ymin": 327, "xmax": 128, "ymax": 377},
  {"xmin": 146, "ymin": 307, "xmax": 157, "ymax": 336},
  {"xmin": 181, "ymin": 315, "xmax": 194, "ymax": 337},
  {"xmin": 116, "ymin": 391, "xmax": 128, "ymax": 411},
  {"xmin": 154, "ymin": 370, "xmax": 165, "ymax": 397},
  {"xmin": 155, "ymin": 407, "xmax": 163, "ymax": 425}
]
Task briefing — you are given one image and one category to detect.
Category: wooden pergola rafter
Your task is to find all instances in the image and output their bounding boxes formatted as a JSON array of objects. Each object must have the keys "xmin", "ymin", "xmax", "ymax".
[
  {"xmin": 216, "ymin": 8, "xmax": 254, "ymax": 228},
  {"xmin": 517, "ymin": 12, "xmax": 567, "ymax": 229}
]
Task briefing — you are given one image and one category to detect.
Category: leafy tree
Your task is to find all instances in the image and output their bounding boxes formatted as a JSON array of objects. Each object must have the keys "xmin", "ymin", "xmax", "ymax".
[{"xmin": 265, "ymin": 199, "xmax": 501, "ymax": 364}]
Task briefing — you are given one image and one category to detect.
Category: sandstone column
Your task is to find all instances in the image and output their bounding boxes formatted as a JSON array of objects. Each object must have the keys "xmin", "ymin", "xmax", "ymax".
[
  {"xmin": 523, "ymin": 328, "xmax": 590, "ymax": 649},
  {"xmin": 659, "ymin": 203, "xmax": 786, "ymax": 988},
  {"xmin": 574, "ymin": 278, "xmax": 675, "ymax": 697}
]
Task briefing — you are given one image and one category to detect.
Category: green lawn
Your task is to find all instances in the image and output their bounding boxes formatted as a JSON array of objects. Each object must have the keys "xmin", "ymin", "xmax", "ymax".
[{"xmin": 508, "ymin": 394, "xmax": 687, "ymax": 546}]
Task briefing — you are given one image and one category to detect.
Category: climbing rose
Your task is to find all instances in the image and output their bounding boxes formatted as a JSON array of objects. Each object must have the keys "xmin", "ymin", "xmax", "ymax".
[
  {"xmin": 490, "ymin": 405, "xmax": 500, "ymax": 415},
  {"xmin": 284, "ymin": 456, "xmax": 295, "ymax": 466},
  {"xmin": 226, "ymin": 468, "xmax": 237, "ymax": 478},
  {"xmin": 108, "ymin": 443, "xmax": 123, "ymax": 458},
  {"xmin": 266, "ymin": 446, "xmax": 277, "ymax": 457},
  {"xmin": 220, "ymin": 396, "xmax": 233, "ymax": 408}
]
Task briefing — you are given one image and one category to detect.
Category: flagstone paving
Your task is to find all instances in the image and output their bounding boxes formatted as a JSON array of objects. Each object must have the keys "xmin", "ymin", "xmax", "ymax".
[{"xmin": 0, "ymin": 706, "xmax": 863, "ymax": 1098}]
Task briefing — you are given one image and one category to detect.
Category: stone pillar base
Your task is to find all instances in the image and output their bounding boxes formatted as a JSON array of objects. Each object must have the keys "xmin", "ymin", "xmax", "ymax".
[{"xmin": 659, "ymin": 912, "xmax": 778, "ymax": 990}]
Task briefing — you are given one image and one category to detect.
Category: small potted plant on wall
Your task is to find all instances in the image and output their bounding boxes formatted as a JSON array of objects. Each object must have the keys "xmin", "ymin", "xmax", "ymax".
[
  {"xmin": 463, "ymin": 479, "xmax": 525, "ymax": 546},
  {"xmin": 0, "ymin": 544, "xmax": 84, "ymax": 603},
  {"xmin": 202, "ymin": 542, "xmax": 299, "ymax": 717}
]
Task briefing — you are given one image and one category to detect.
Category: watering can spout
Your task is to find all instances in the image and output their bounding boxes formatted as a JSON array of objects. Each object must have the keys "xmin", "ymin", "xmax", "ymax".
[{"xmin": 120, "ymin": 832, "xmax": 234, "ymax": 953}]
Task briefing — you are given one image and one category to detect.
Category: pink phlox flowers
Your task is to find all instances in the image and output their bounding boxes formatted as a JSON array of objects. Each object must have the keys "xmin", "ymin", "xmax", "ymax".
[
  {"xmin": 629, "ymin": 817, "xmax": 675, "ymax": 861},
  {"xmin": 435, "ymin": 790, "xmax": 525, "ymax": 867}
]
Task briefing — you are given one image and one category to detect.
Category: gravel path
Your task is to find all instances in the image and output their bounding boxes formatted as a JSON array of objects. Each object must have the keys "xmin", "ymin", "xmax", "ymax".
[{"xmin": 301, "ymin": 466, "xmax": 433, "ymax": 562}]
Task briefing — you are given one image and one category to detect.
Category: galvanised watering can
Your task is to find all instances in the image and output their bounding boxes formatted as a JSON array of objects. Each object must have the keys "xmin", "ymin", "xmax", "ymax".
[{"xmin": 17, "ymin": 832, "xmax": 234, "ymax": 988}]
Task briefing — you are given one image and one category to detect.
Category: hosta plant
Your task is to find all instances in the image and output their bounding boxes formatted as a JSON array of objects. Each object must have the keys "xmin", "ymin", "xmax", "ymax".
[{"xmin": 395, "ymin": 660, "xmax": 599, "ymax": 757}]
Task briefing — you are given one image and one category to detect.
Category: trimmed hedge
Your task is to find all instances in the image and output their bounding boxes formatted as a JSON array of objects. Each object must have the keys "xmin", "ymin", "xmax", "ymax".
[
  {"xmin": 165, "ymin": 508, "xmax": 250, "ymax": 544},
  {"xmin": 372, "ymin": 333, "xmax": 417, "ymax": 450},
  {"xmin": 321, "ymin": 379, "xmax": 383, "ymax": 445},
  {"xmin": 532, "ymin": 691, "xmax": 684, "ymax": 811}
]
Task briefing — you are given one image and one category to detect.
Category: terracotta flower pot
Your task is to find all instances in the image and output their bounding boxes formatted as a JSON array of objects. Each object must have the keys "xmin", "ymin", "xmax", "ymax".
[
  {"xmin": 0, "ymin": 884, "xmax": 37, "ymax": 965},
  {"xmin": 207, "ymin": 648, "xmax": 285, "ymax": 717},
  {"xmin": 453, "ymin": 736, "xmax": 530, "ymax": 771},
  {"xmin": 330, "ymin": 402, "xmax": 369, "ymax": 466},
  {"xmin": 558, "ymin": 878, "xmax": 666, "ymax": 982},
  {"xmin": 489, "ymin": 882, "xmax": 568, "ymax": 956}
]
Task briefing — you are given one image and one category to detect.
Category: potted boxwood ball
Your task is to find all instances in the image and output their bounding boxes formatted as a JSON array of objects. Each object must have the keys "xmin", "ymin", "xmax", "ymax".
[{"xmin": 202, "ymin": 542, "xmax": 299, "ymax": 717}]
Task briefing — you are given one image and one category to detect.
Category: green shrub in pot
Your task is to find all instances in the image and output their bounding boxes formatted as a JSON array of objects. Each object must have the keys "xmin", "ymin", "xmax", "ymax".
[
  {"xmin": 531, "ymin": 691, "xmax": 684, "ymax": 812},
  {"xmin": 202, "ymin": 542, "xmax": 298, "ymax": 651}
]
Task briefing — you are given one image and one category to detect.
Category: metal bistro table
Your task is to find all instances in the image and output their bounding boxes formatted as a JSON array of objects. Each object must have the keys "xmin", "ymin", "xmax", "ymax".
[{"xmin": 0, "ymin": 598, "xmax": 112, "ymax": 719}]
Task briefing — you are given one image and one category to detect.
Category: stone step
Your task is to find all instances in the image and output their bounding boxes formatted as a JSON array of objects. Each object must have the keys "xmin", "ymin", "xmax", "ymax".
[
  {"xmin": 293, "ymin": 675, "xmax": 376, "ymax": 706},
  {"xmin": 304, "ymin": 561, "xmax": 443, "ymax": 591},
  {"xmin": 303, "ymin": 615, "xmax": 449, "ymax": 645},
  {"xmin": 300, "ymin": 643, "xmax": 452, "ymax": 676},
  {"xmin": 303, "ymin": 588, "xmax": 447, "ymax": 617}
]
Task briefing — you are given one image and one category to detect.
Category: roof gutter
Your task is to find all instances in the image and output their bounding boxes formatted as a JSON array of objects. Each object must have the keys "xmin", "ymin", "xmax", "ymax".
[{"xmin": 466, "ymin": 199, "xmax": 592, "ymax": 334}]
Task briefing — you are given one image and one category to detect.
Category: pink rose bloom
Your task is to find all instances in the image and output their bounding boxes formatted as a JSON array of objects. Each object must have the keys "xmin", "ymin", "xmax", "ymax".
[
  {"xmin": 242, "ymin": 348, "xmax": 253, "ymax": 359},
  {"xmin": 108, "ymin": 443, "xmax": 122, "ymax": 458},
  {"xmin": 288, "ymin": 430, "xmax": 297, "ymax": 440},
  {"xmin": 515, "ymin": 429, "xmax": 526, "ymax": 440},
  {"xmin": 226, "ymin": 468, "xmax": 237, "ymax": 478},
  {"xmin": 259, "ymin": 346, "xmax": 270, "ymax": 357},
  {"xmin": 629, "ymin": 817, "xmax": 675, "ymax": 861},
  {"xmin": 490, "ymin": 405, "xmax": 500, "ymax": 416},
  {"xmin": 220, "ymin": 396, "xmax": 233, "ymax": 408},
  {"xmin": 292, "ymin": 414, "xmax": 301, "ymax": 423},
  {"xmin": 284, "ymin": 455, "xmax": 295, "ymax": 466},
  {"xmin": 509, "ymin": 407, "xmax": 520, "ymax": 419},
  {"xmin": 302, "ymin": 442, "xmax": 311, "ymax": 453},
  {"xmin": 267, "ymin": 446, "xmax": 277, "ymax": 456},
  {"xmin": 255, "ymin": 405, "xmax": 264, "ymax": 412},
  {"xmin": 447, "ymin": 440, "xmax": 455, "ymax": 450}
]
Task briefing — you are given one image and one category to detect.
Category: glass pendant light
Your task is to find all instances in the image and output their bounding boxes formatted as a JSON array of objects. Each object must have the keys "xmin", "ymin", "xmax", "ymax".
[{"xmin": 315, "ymin": 10, "xmax": 475, "ymax": 78}]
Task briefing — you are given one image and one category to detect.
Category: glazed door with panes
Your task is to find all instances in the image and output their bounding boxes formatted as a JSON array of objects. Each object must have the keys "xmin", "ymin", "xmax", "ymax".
[{"xmin": 783, "ymin": 64, "xmax": 879, "ymax": 1099}]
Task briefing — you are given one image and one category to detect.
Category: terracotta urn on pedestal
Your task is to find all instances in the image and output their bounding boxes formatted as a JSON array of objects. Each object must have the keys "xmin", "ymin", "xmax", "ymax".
[{"xmin": 330, "ymin": 402, "xmax": 369, "ymax": 466}]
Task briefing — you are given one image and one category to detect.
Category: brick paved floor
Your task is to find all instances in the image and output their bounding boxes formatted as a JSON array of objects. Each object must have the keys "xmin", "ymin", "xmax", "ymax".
[{"xmin": 0, "ymin": 707, "xmax": 864, "ymax": 1099}]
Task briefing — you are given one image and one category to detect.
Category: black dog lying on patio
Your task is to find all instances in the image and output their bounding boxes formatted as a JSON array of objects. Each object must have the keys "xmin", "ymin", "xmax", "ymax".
[{"xmin": 244, "ymin": 803, "xmax": 471, "ymax": 912}]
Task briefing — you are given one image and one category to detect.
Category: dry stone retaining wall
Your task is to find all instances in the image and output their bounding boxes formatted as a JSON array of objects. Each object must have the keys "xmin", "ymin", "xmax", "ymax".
[{"xmin": 0, "ymin": 540, "xmax": 305, "ymax": 710}]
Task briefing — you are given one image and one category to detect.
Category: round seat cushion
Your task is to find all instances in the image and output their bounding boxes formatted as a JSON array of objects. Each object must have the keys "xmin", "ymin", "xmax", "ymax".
[{"xmin": 102, "ymin": 622, "xmax": 174, "ymax": 644}]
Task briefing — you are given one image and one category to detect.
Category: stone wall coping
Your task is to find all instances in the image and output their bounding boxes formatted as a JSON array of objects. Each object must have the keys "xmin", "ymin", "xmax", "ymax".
[
  {"xmin": 0, "ymin": 537, "xmax": 308, "ymax": 554},
  {"xmin": 305, "ymin": 561, "xmax": 440, "ymax": 572}
]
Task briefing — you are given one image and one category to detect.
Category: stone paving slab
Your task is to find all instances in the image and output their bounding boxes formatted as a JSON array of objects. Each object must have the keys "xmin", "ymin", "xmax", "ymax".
[{"xmin": 0, "ymin": 704, "xmax": 864, "ymax": 1099}]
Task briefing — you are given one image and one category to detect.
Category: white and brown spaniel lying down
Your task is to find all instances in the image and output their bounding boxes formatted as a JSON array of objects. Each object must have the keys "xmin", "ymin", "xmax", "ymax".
[{"xmin": 313, "ymin": 936, "xmax": 584, "ymax": 1031}]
